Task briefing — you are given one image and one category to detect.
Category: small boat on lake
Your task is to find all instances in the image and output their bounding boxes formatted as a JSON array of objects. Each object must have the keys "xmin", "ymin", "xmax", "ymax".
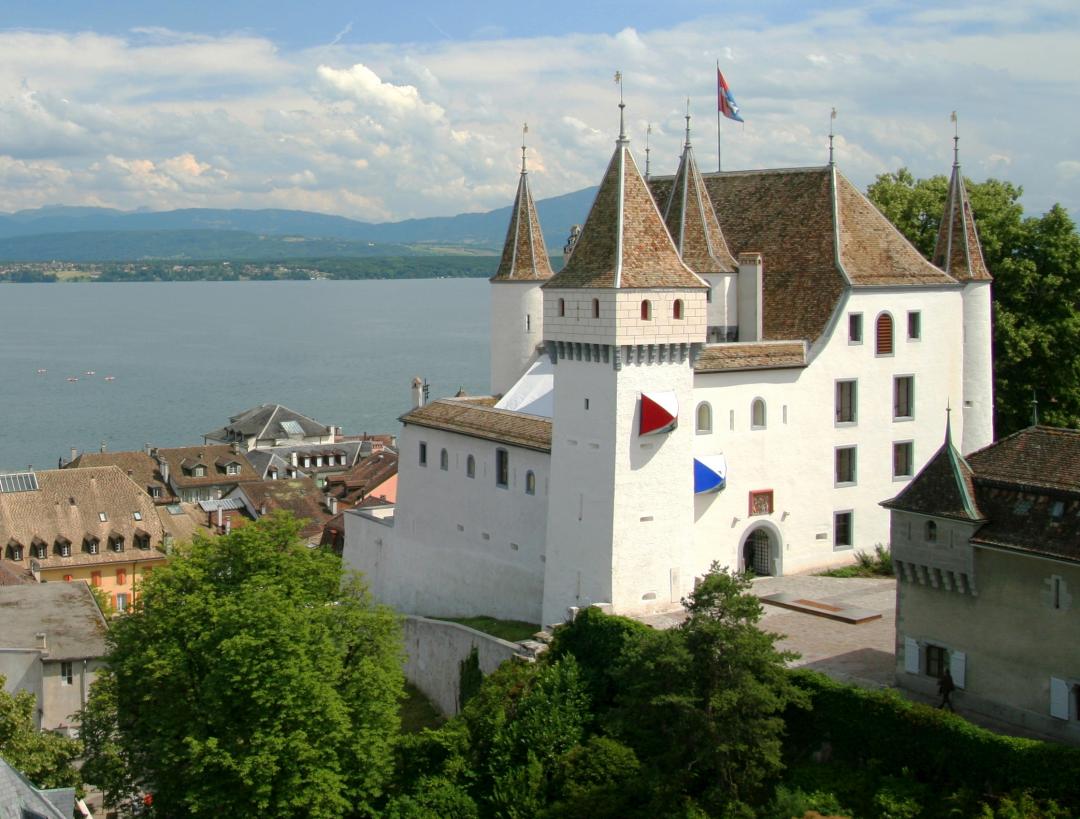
[
  {"xmin": 104, "ymin": 376, "xmax": 116, "ymax": 382},
  {"xmin": 36, "ymin": 368, "xmax": 46, "ymax": 374},
  {"xmin": 85, "ymin": 370, "xmax": 96, "ymax": 375},
  {"xmin": 66, "ymin": 377, "xmax": 78, "ymax": 382}
]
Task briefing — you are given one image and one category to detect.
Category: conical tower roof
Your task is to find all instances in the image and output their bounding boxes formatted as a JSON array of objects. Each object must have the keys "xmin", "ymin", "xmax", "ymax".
[
  {"xmin": 663, "ymin": 122, "xmax": 737, "ymax": 274},
  {"xmin": 546, "ymin": 125, "xmax": 706, "ymax": 290},
  {"xmin": 491, "ymin": 158, "xmax": 553, "ymax": 282},
  {"xmin": 932, "ymin": 143, "xmax": 991, "ymax": 282}
]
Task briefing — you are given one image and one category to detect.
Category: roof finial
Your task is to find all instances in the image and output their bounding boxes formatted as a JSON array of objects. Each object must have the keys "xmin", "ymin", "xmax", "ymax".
[
  {"xmin": 828, "ymin": 107, "xmax": 837, "ymax": 166},
  {"xmin": 614, "ymin": 70, "xmax": 626, "ymax": 141},
  {"xmin": 1031, "ymin": 389, "xmax": 1039, "ymax": 426},
  {"xmin": 951, "ymin": 110, "xmax": 959, "ymax": 167},
  {"xmin": 685, "ymin": 98, "xmax": 692, "ymax": 147},
  {"xmin": 521, "ymin": 122, "xmax": 529, "ymax": 174},
  {"xmin": 644, "ymin": 123, "xmax": 652, "ymax": 179}
]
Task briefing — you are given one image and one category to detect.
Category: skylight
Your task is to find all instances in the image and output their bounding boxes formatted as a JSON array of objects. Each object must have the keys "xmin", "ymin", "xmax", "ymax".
[{"xmin": 0, "ymin": 472, "xmax": 39, "ymax": 493}]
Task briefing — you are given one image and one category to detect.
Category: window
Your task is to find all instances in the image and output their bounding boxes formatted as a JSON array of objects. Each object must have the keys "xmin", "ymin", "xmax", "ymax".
[
  {"xmin": 133, "ymin": 511, "xmax": 142, "ymax": 521},
  {"xmin": 495, "ymin": 449, "xmax": 509, "ymax": 488},
  {"xmin": 60, "ymin": 661, "xmax": 73, "ymax": 685},
  {"xmin": 1051, "ymin": 500, "xmax": 1066, "ymax": 522},
  {"xmin": 98, "ymin": 512, "xmax": 108, "ymax": 522},
  {"xmin": 673, "ymin": 299, "xmax": 683, "ymax": 320},
  {"xmin": 834, "ymin": 511, "xmax": 853, "ymax": 550},
  {"xmin": 116, "ymin": 568, "xmax": 127, "ymax": 585},
  {"xmin": 893, "ymin": 441, "xmax": 914, "ymax": 478},
  {"xmin": 111, "ymin": 536, "xmax": 124, "ymax": 553},
  {"xmin": 34, "ymin": 543, "xmax": 47, "ymax": 560},
  {"xmin": 227, "ymin": 462, "xmax": 240, "ymax": 475},
  {"xmin": 835, "ymin": 446, "xmax": 857, "ymax": 485},
  {"xmin": 640, "ymin": 300, "xmax": 651, "ymax": 320},
  {"xmin": 7, "ymin": 543, "xmax": 22, "ymax": 561},
  {"xmin": 135, "ymin": 533, "xmax": 150, "ymax": 550},
  {"xmin": 894, "ymin": 376, "xmax": 914, "ymax": 419},
  {"xmin": 58, "ymin": 540, "xmax": 71, "ymax": 557},
  {"xmin": 440, "ymin": 448, "xmax": 449, "ymax": 471},
  {"xmin": 525, "ymin": 471, "xmax": 536, "ymax": 495},
  {"xmin": 876, "ymin": 313, "xmax": 894, "ymax": 355},
  {"xmin": 149, "ymin": 486, "xmax": 162, "ymax": 498},
  {"xmin": 835, "ymin": 380, "xmax": 857, "ymax": 424},
  {"xmin": 466, "ymin": 454, "xmax": 475, "ymax": 478},
  {"xmin": 192, "ymin": 465, "xmax": 206, "ymax": 477},
  {"xmin": 419, "ymin": 441, "xmax": 428, "ymax": 467},
  {"xmin": 751, "ymin": 398, "xmax": 767, "ymax": 429},
  {"xmin": 558, "ymin": 298, "xmax": 565, "ymax": 317},
  {"xmin": 848, "ymin": 313, "xmax": 863, "ymax": 343},
  {"xmin": 925, "ymin": 520, "xmax": 938, "ymax": 542},
  {"xmin": 91, "ymin": 571, "xmax": 102, "ymax": 587},
  {"xmin": 86, "ymin": 538, "xmax": 99, "ymax": 555},
  {"xmin": 908, "ymin": 311, "xmax": 921, "ymax": 340},
  {"xmin": 303, "ymin": 457, "xmax": 311, "ymax": 468},
  {"xmin": 592, "ymin": 298, "xmax": 600, "ymax": 318},
  {"xmin": 696, "ymin": 402, "xmax": 712, "ymax": 434},
  {"xmin": 63, "ymin": 574, "xmax": 72, "ymax": 582},
  {"xmin": 925, "ymin": 644, "xmax": 947, "ymax": 678},
  {"xmin": 116, "ymin": 593, "xmax": 129, "ymax": 613}
]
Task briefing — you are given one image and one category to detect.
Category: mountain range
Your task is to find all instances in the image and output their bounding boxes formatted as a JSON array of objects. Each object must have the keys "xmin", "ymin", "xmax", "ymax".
[{"xmin": 0, "ymin": 187, "xmax": 597, "ymax": 262}]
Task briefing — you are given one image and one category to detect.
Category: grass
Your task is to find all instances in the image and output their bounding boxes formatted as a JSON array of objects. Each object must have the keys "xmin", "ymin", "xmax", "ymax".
[
  {"xmin": 818, "ymin": 544, "xmax": 894, "ymax": 578},
  {"xmin": 399, "ymin": 683, "xmax": 444, "ymax": 733},
  {"xmin": 438, "ymin": 616, "xmax": 540, "ymax": 643}
]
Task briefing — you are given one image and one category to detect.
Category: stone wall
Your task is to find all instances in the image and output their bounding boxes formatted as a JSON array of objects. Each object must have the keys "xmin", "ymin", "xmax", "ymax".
[{"xmin": 403, "ymin": 615, "xmax": 526, "ymax": 716}]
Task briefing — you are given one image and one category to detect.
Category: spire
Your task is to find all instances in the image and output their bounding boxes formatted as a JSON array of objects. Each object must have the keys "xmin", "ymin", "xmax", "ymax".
[
  {"xmin": 614, "ymin": 70, "xmax": 626, "ymax": 142},
  {"xmin": 828, "ymin": 107, "xmax": 837, "ymax": 166},
  {"xmin": 544, "ymin": 98, "xmax": 706, "ymax": 290},
  {"xmin": 491, "ymin": 134, "xmax": 554, "ymax": 283},
  {"xmin": 644, "ymin": 123, "xmax": 652, "ymax": 180},
  {"xmin": 932, "ymin": 112, "xmax": 992, "ymax": 282},
  {"xmin": 662, "ymin": 103, "xmax": 737, "ymax": 275}
]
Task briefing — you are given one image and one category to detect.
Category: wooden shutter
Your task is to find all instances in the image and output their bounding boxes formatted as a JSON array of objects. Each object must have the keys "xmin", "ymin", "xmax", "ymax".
[
  {"xmin": 903, "ymin": 637, "xmax": 921, "ymax": 674},
  {"xmin": 1050, "ymin": 677, "xmax": 1070, "ymax": 719},
  {"xmin": 876, "ymin": 314, "xmax": 894, "ymax": 355},
  {"xmin": 950, "ymin": 650, "xmax": 966, "ymax": 689}
]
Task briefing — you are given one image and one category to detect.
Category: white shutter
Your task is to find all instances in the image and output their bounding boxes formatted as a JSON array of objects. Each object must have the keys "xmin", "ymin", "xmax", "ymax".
[
  {"xmin": 1050, "ymin": 677, "xmax": 1070, "ymax": 720},
  {"xmin": 950, "ymin": 651, "xmax": 966, "ymax": 689},
  {"xmin": 903, "ymin": 637, "xmax": 921, "ymax": 674}
]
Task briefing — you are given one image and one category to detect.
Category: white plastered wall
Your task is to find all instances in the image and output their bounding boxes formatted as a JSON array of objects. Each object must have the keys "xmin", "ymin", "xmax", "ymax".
[{"xmin": 491, "ymin": 280, "xmax": 545, "ymax": 397}]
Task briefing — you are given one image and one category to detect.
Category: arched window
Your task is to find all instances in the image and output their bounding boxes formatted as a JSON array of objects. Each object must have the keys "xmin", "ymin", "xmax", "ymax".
[
  {"xmin": 466, "ymin": 454, "xmax": 475, "ymax": 478},
  {"xmin": 592, "ymin": 298, "xmax": 600, "ymax": 318},
  {"xmin": 640, "ymin": 300, "xmax": 651, "ymax": 320},
  {"xmin": 696, "ymin": 402, "xmax": 712, "ymax": 433},
  {"xmin": 876, "ymin": 313, "xmax": 894, "ymax": 356},
  {"xmin": 439, "ymin": 448, "xmax": 449, "ymax": 471},
  {"xmin": 558, "ymin": 298, "xmax": 565, "ymax": 317},
  {"xmin": 525, "ymin": 471, "xmax": 536, "ymax": 495},
  {"xmin": 751, "ymin": 398, "xmax": 767, "ymax": 429},
  {"xmin": 925, "ymin": 520, "xmax": 938, "ymax": 542},
  {"xmin": 673, "ymin": 299, "xmax": 683, "ymax": 320}
]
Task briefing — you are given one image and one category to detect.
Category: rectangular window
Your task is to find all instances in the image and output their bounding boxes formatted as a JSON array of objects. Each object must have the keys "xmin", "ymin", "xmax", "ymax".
[
  {"xmin": 60, "ymin": 661, "xmax": 73, "ymax": 685},
  {"xmin": 893, "ymin": 441, "xmax": 914, "ymax": 478},
  {"xmin": 116, "ymin": 593, "xmax": 129, "ymax": 613},
  {"xmin": 894, "ymin": 376, "xmax": 914, "ymax": 420},
  {"xmin": 926, "ymin": 644, "xmax": 947, "ymax": 678},
  {"xmin": 908, "ymin": 311, "xmax": 921, "ymax": 340},
  {"xmin": 848, "ymin": 313, "xmax": 863, "ymax": 344},
  {"xmin": 418, "ymin": 441, "xmax": 427, "ymax": 467},
  {"xmin": 495, "ymin": 448, "xmax": 509, "ymax": 488},
  {"xmin": 91, "ymin": 571, "xmax": 102, "ymax": 587},
  {"xmin": 835, "ymin": 446, "xmax": 857, "ymax": 485},
  {"xmin": 834, "ymin": 511, "xmax": 853, "ymax": 550},
  {"xmin": 835, "ymin": 379, "xmax": 857, "ymax": 424}
]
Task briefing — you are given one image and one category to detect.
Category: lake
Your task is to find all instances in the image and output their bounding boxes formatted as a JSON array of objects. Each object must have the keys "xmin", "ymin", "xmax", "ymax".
[{"xmin": 0, "ymin": 279, "xmax": 490, "ymax": 471}]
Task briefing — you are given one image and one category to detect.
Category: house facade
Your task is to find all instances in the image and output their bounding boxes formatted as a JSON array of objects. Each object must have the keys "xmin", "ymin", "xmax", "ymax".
[{"xmin": 345, "ymin": 106, "xmax": 993, "ymax": 629}]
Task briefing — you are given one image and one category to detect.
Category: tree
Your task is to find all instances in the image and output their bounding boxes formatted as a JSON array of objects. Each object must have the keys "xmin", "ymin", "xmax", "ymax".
[
  {"xmin": 0, "ymin": 675, "xmax": 81, "ymax": 789},
  {"xmin": 79, "ymin": 513, "xmax": 404, "ymax": 818},
  {"xmin": 868, "ymin": 170, "xmax": 1080, "ymax": 435}
]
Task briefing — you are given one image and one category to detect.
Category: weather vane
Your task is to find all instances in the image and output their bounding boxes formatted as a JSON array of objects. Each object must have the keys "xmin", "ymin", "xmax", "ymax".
[
  {"xmin": 614, "ymin": 70, "xmax": 626, "ymax": 139},
  {"xmin": 521, "ymin": 122, "xmax": 528, "ymax": 173}
]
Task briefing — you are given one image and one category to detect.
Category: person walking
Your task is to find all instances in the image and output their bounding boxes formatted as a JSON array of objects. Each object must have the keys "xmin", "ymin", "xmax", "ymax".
[{"xmin": 938, "ymin": 668, "xmax": 956, "ymax": 711}]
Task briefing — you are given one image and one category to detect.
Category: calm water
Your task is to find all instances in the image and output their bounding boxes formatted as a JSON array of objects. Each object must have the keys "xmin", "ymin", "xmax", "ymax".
[{"xmin": 0, "ymin": 280, "xmax": 489, "ymax": 471}]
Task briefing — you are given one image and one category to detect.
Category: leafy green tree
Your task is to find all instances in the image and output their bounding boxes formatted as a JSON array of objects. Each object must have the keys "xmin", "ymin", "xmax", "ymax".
[
  {"xmin": 79, "ymin": 513, "xmax": 404, "ymax": 818},
  {"xmin": 868, "ymin": 170, "xmax": 1080, "ymax": 434},
  {"xmin": 0, "ymin": 676, "xmax": 81, "ymax": 789}
]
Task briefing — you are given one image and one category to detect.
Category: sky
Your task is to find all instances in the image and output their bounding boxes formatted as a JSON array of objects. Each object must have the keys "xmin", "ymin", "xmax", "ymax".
[{"xmin": 0, "ymin": 0, "xmax": 1076, "ymax": 223}]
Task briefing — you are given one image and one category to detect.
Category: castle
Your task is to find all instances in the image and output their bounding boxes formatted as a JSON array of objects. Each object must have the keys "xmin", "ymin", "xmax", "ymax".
[{"xmin": 343, "ymin": 103, "xmax": 993, "ymax": 629}]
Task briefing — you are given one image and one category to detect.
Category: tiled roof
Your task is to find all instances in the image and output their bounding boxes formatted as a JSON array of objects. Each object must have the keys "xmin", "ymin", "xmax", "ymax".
[
  {"xmin": 325, "ymin": 452, "xmax": 399, "ymax": 505},
  {"xmin": 67, "ymin": 450, "xmax": 176, "ymax": 504},
  {"xmin": 233, "ymin": 477, "xmax": 333, "ymax": 539},
  {"xmin": 0, "ymin": 580, "xmax": 109, "ymax": 661},
  {"xmin": 491, "ymin": 169, "xmax": 554, "ymax": 282},
  {"xmin": 155, "ymin": 502, "xmax": 216, "ymax": 545},
  {"xmin": 157, "ymin": 445, "xmax": 260, "ymax": 488},
  {"xmin": 401, "ymin": 398, "xmax": 552, "ymax": 452},
  {"xmin": 966, "ymin": 426, "xmax": 1080, "ymax": 493},
  {"xmin": 932, "ymin": 162, "xmax": 992, "ymax": 282},
  {"xmin": 204, "ymin": 403, "xmax": 331, "ymax": 443},
  {"xmin": 883, "ymin": 425, "xmax": 982, "ymax": 521},
  {"xmin": 969, "ymin": 486, "xmax": 1080, "ymax": 563},
  {"xmin": 244, "ymin": 441, "xmax": 365, "ymax": 479},
  {"xmin": 545, "ymin": 138, "xmax": 706, "ymax": 290},
  {"xmin": 693, "ymin": 341, "xmax": 807, "ymax": 373},
  {"xmin": 0, "ymin": 466, "xmax": 167, "ymax": 572},
  {"xmin": 651, "ymin": 166, "xmax": 956, "ymax": 342},
  {"xmin": 662, "ymin": 141, "xmax": 737, "ymax": 274}
]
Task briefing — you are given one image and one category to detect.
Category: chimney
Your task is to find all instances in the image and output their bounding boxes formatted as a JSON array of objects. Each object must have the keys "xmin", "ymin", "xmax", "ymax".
[
  {"xmin": 260, "ymin": 503, "xmax": 268, "ymax": 516},
  {"xmin": 99, "ymin": 440, "xmax": 107, "ymax": 453},
  {"xmin": 325, "ymin": 494, "xmax": 337, "ymax": 515},
  {"xmin": 231, "ymin": 441, "xmax": 241, "ymax": 455},
  {"xmin": 737, "ymin": 252, "xmax": 764, "ymax": 343},
  {"xmin": 144, "ymin": 442, "xmax": 153, "ymax": 456},
  {"xmin": 411, "ymin": 376, "xmax": 424, "ymax": 409},
  {"xmin": 290, "ymin": 452, "xmax": 298, "ymax": 468},
  {"xmin": 217, "ymin": 507, "xmax": 223, "ymax": 529},
  {"xmin": 35, "ymin": 632, "xmax": 46, "ymax": 650},
  {"xmin": 70, "ymin": 447, "xmax": 77, "ymax": 463},
  {"xmin": 158, "ymin": 456, "xmax": 170, "ymax": 484},
  {"xmin": 224, "ymin": 519, "xmax": 232, "ymax": 534}
]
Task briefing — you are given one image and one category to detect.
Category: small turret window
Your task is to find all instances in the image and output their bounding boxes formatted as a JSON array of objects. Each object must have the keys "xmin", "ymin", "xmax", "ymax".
[
  {"xmin": 641, "ymin": 300, "xmax": 652, "ymax": 321},
  {"xmin": 440, "ymin": 448, "xmax": 449, "ymax": 471},
  {"xmin": 673, "ymin": 299, "xmax": 683, "ymax": 320},
  {"xmin": 466, "ymin": 455, "xmax": 475, "ymax": 479},
  {"xmin": 696, "ymin": 402, "xmax": 712, "ymax": 434},
  {"xmin": 876, "ymin": 313, "xmax": 894, "ymax": 356},
  {"xmin": 925, "ymin": 520, "xmax": 938, "ymax": 542},
  {"xmin": 525, "ymin": 471, "xmax": 536, "ymax": 495},
  {"xmin": 751, "ymin": 398, "xmax": 767, "ymax": 429},
  {"xmin": 558, "ymin": 298, "xmax": 565, "ymax": 317},
  {"xmin": 592, "ymin": 298, "xmax": 600, "ymax": 318}
]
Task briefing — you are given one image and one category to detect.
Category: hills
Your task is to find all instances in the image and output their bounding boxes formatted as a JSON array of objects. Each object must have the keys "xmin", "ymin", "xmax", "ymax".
[{"xmin": 0, "ymin": 187, "xmax": 596, "ymax": 262}]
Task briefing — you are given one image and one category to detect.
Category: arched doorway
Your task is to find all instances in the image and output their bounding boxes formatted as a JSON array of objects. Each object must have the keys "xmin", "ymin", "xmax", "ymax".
[{"xmin": 742, "ymin": 527, "xmax": 774, "ymax": 576}]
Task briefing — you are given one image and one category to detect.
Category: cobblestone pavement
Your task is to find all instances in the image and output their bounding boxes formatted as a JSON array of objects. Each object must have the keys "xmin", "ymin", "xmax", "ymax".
[{"xmin": 639, "ymin": 575, "xmax": 898, "ymax": 688}]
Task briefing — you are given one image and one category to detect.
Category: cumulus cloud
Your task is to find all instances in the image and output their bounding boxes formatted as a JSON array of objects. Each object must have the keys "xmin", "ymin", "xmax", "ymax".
[{"xmin": 317, "ymin": 62, "xmax": 444, "ymax": 120}]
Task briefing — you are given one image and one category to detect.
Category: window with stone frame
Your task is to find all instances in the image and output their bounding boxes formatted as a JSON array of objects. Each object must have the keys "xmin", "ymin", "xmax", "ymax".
[
  {"xmin": 495, "ymin": 448, "xmax": 509, "ymax": 488},
  {"xmin": 834, "ymin": 511, "xmax": 853, "ymax": 550},
  {"xmin": 894, "ymin": 375, "xmax": 914, "ymax": 419},
  {"xmin": 466, "ymin": 454, "xmax": 475, "ymax": 479},
  {"xmin": 835, "ymin": 379, "xmax": 857, "ymax": 424},
  {"xmin": 893, "ymin": 441, "xmax": 914, "ymax": 478},
  {"xmin": 925, "ymin": 644, "xmax": 947, "ymax": 678},
  {"xmin": 835, "ymin": 446, "xmax": 857, "ymax": 485},
  {"xmin": 848, "ymin": 313, "xmax": 863, "ymax": 343},
  {"xmin": 419, "ymin": 441, "xmax": 427, "ymax": 467},
  {"xmin": 876, "ymin": 313, "xmax": 894, "ymax": 355}
]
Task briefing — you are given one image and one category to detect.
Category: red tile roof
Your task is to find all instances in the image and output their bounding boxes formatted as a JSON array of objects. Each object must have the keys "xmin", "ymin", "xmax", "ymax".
[
  {"xmin": 932, "ymin": 162, "xmax": 992, "ymax": 282},
  {"xmin": 491, "ymin": 169, "xmax": 554, "ymax": 282},
  {"xmin": 662, "ymin": 141, "xmax": 737, "ymax": 274},
  {"xmin": 693, "ymin": 341, "xmax": 807, "ymax": 373},
  {"xmin": 401, "ymin": 399, "xmax": 552, "ymax": 452}
]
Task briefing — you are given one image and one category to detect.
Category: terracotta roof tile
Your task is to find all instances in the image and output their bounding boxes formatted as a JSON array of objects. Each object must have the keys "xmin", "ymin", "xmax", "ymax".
[
  {"xmin": 157, "ymin": 445, "xmax": 260, "ymax": 488},
  {"xmin": 401, "ymin": 398, "xmax": 551, "ymax": 452},
  {"xmin": 66, "ymin": 450, "xmax": 176, "ymax": 504},
  {"xmin": 663, "ymin": 142, "xmax": 737, "ymax": 274},
  {"xmin": 491, "ymin": 171, "xmax": 554, "ymax": 282},
  {"xmin": 234, "ymin": 477, "xmax": 333, "ymax": 539},
  {"xmin": 883, "ymin": 430, "xmax": 982, "ymax": 521},
  {"xmin": 932, "ymin": 163, "xmax": 992, "ymax": 282},
  {"xmin": 693, "ymin": 341, "xmax": 807, "ymax": 373},
  {"xmin": 965, "ymin": 426, "xmax": 1080, "ymax": 492},
  {"xmin": 546, "ymin": 140, "xmax": 706, "ymax": 290}
]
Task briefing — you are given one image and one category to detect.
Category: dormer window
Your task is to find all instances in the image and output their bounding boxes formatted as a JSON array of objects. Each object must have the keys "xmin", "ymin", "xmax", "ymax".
[
  {"xmin": 193, "ymin": 466, "xmax": 206, "ymax": 478},
  {"xmin": 33, "ymin": 541, "xmax": 47, "ymax": 560},
  {"xmin": 226, "ymin": 463, "xmax": 240, "ymax": 476},
  {"xmin": 925, "ymin": 520, "xmax": 938, "ymax": 542},
  {"xmin": 134, "ymin": 531, "xmax": 151, "ymax": 550},
  {"xmin": 303, "ymin": 457, "xmax": 312, "ymax": 468},
  {"xmin": 84, "ymin": 537, "xmax": 99, "ymax": 555},
  {"xmin": 6, "ymin": 541, "xmax": 23, "ymax": 561},
  {"xmin": 56, "ymin": 539, "xmax": 71, "ymax": 558},
  {"xmin": 149, "ymin": 486, "xmax": 162, "ymax": 498},
  {"xmin": 110, "ymin": 535, "xmax": 125, "ymax": 553}
]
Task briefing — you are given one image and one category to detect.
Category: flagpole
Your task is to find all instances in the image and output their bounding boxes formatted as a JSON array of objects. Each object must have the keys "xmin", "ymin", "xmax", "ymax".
[{"xmin": 716, "ymin": 61, "xmax": 722, "ymax": 172}]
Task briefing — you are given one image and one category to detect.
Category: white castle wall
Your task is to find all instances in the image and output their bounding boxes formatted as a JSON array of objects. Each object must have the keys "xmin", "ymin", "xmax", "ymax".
[
  {"xmin": 491, "ymin": 281, "xmax": 545, "ymax": 396},
  {"xmin": 961, "ymin": 281, "xmax": 994, "ymax": 454}
]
